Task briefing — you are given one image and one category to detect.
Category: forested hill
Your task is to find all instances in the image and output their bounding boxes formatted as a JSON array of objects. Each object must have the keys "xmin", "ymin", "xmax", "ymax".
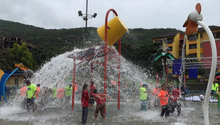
[{"xmin": 0, "ymin": 19, "xmax": 178, "ymax": 73}]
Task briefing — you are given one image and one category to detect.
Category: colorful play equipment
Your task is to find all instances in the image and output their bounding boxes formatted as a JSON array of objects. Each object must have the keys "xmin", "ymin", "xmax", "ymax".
[
  {"xmin": 0, "ymin": 64, "xmax": 29, "ymax": 103},
  {"xmin": 182, "ymin": 3, "xmax": 217, "ymax": 125},
  {"xmin": 97, "ymin": 16, "xmax": 128, "ymax": 46},
  {"xmin": 152, "ymin": 51, "xmax": 175, "ymax": 85},
  {"xmin": 69, "ymin": 9, "xmax": 128, "ymax": 111}
]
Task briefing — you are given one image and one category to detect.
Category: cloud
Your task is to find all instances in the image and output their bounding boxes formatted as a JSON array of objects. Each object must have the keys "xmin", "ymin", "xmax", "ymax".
[{"xmin": 0, "ymin": 0, "xmax": 220, "ymax": 30}]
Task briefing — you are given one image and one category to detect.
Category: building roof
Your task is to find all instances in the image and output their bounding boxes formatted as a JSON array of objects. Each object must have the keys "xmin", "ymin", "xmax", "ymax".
[
  {"xmin": 152, "ymin": 31, "xmax": 180, "ymax": 39},
  {"xmin": 198, "ymin": 25, "xmax": 220, "ymax": 32}
]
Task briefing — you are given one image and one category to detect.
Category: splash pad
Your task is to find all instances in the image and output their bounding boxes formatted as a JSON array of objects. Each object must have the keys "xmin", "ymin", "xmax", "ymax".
[{"xmin": 0, "ymin": 4, "xmax": 220, "ymax": 125}]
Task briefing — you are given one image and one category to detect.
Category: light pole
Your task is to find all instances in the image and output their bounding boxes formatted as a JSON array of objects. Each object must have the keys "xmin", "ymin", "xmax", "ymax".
[{"xmin": 78, "ymin": 0, "xmax": 97, "ymax": 30}]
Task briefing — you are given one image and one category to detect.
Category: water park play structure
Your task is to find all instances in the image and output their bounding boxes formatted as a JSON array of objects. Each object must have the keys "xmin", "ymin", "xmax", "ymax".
[
  {"xmin": 181, "ymin": 3, "xmax": 217, "ymax": 125},
  {"xmin": 0, "ymin": 64, "xmax": 31, "ymax": 103},
  {"xmin": 68, "ymin": 9, "xmax": 128, "ymax": 111},
  {"xmin": 1, "ymin": 3, "xmax": 220, "ymax": 125}
]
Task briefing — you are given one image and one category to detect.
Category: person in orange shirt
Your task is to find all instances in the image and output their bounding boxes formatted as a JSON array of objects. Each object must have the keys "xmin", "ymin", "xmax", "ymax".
[
  {"xmin": 152, "ymin": 85, "xmax": 160, "ymax": 107},
  {"xmin": 20, "ymin": 85, "xmax": 27, "ymax": 96},
  {"xmin": 57, "ymin": 88, "xmax": 65, "ymax": 103},
  {"xmin": 35, "ymin": 84, "xmax": 40, "ymax": 98},
  {"xmin": 158, "ymin": 84, "xmax": 170, "ymax": 117}
]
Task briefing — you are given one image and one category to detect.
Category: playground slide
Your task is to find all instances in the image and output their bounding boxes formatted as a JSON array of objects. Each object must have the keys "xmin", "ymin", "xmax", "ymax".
[{"xmin": 0, "ymin": 67, "xmax": 19, "ymax": 103}]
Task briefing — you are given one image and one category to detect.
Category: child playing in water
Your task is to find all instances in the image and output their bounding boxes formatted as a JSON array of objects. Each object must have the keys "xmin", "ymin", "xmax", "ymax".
[
  {"xmin": 139, "ymin": 83, "xmax": 148, "ymax": 110},
  {"xmin": 81, "ymin": 84, "xmax": 89, "ymax": 125},
  {"xmin": 92, "ymin": 89, "xmax": 109, "ymax": 120},
  {"xmin": 158, "ymin": 84, "xmax": 170, "ymax": 118}
]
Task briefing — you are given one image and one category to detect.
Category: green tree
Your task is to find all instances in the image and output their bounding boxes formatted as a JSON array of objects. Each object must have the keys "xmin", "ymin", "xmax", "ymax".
[
  {"xmin": 0, "ymin": 48, "xmax": 14, "ymax": 70},
  {"xmin": 10, "ymin": 42, "xmax": 34, "ymax": 69}
]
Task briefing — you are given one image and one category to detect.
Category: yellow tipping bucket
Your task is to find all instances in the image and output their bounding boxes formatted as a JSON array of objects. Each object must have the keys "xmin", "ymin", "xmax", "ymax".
[{"xmin": 97, "ymin": 16, "xmax": 128, "ymax": 46}]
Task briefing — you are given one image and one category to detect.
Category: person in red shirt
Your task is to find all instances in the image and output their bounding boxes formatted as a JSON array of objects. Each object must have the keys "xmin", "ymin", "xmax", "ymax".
[
  {"xmin": 171, "ymin": 87, "xmax": 180, "ymax": 101},
  {"xmin": 89, "ymin": 81, "xmax": 96, "ymax": 107},
  {"xmin": 81, "ymin": 84, "xmax": 89, "ymax": 125},
  {"xmin": 92, "ymin": 89, "xmax": 108, "ymax": 120},
  {"xmin": 35, "ymin": 84, "xmax": 40, "ymax": 98},
  {"xmin": 170, "ymin": 86, "xmax": 181, "ymax": 116},
  {"xmin": 158, "ymin": 84, "xmax": 169, "ymax": 117}
]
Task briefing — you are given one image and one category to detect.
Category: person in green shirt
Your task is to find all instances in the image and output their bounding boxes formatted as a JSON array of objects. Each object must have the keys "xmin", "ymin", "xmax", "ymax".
[
  {"xmin": 52, "ymin": 86, "xmax": 57, "ymax": 99},
  {"xmin": 139, "ymin": 83, "xmax": 148, "ymax": 110},
  {"xmin": 211, "ymin": 82, "xmax": 219, "ymax": 97},
  {"xmin": 25, "ymin": 80, "xmax": 37, "ymax": 112},
  {"xmin": 64, "ymin": 84, "xmax": 72, "ymax": 104}
]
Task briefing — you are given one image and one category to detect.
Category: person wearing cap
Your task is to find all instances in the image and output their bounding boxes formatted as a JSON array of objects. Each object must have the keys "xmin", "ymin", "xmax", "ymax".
[
  {"xmin": 64, "ymin": 84, "xmax": 72, "ymax": 104},
  {"xmin": 139, "ymin": 83, "xmax": 148, "ymax": 110},
  {"xmin": 25, "ymin": 80, "xmax": 37, "ymax": 112}
]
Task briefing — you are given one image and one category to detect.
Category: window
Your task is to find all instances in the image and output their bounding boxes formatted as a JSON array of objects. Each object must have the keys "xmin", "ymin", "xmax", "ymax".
[
  {"xmin": 200, "ymin": 43, "xmax": 203, "ymax": 48},
  {"xmin": 188, "ymin": 54, "xmax": 197, "ymax": 58},
  {"xmin": 213, "ymin": 32, "xmax": 220, "ymax": 39},
  {"xmin": 155, "ymin": 40, "xmax": 163, "ymax": 44},
  {"xmin": 200, "ymin": 34, "xmax": 203, "ymax": 38},
  {"xmin": 15, "ymin": 77, "xmax": 18, "ymax": 86},
  {"xmin": 189, "ymin": 44, "xmax": 197, "ymax": 49},
  {"xmin": 166, "ymin": 38, "xmax": 174, "ymax": 44},
  {"xmin": 200, "ymin": 54, "xmax": 203, "ymax": 57},
  {"xmin": 188, "ymin": 35, "xmax": 197, "ymax": 41},
  {"xmin": 167, "ymin": 47, "xmax": 172, "ymax": 51}
]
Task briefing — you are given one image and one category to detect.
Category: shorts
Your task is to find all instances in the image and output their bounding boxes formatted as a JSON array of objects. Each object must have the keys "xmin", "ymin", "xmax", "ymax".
[
  {"xmin": 95, "ymin": 103, "xmax": 106, "ymax": 119},
  {"xmin": 89, "ymin": 95, "xmax": 94, "ymax": 104},
  {"xmin": 211, "ymin": 90, "xmax": 216, "ymax": 96},
  {"xmin": 27, "ymin": 98, "xmax": 35, "ymax": 109}
]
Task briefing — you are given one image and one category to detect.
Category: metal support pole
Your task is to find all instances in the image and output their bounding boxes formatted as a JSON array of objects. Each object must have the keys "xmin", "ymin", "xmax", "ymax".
[
  {"xmin": 118, "ymin": 39, "xmax": 121, "ymax": 110},
  {"xmin": 85, "ymin": 0, "xmax": 88, "ymax": 29},
  {"xmin": 72, "ymin": 58, "xmax": 76, "ymax": 111},
  {"xmin": 180, "ymin": 35, "xmax": 187, "ymax": 86},
  {"xmin": 156, "ymin": 74, "xmax": 159, "ymax": 86},
  {"xmin": 91, "ymin": 63, "xmax": 93, "ymax": 82},
  {"xmin": 163, "ymin": 56, "xmax": 167, "ymax": 86},
  {"xmin": 104, "ymin": 9, "xmax": 118, "ymax": 114},
  {"xmin": 197, "ymin": 21, "xmax": 217, "ymax": 125}
]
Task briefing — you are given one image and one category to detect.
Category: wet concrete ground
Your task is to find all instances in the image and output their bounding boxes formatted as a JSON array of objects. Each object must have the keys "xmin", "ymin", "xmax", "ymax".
[{"xmin": 0, "ymin": 100, "xmax": 219, "ymax": 125}]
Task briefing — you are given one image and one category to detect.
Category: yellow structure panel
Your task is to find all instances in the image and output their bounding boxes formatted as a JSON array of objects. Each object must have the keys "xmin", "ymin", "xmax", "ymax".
[
  {"xmin": 167, "ymin": 44, "xmax": 172, "ymax": 47},
  {"xmin": 188, "ymin": 41, "xmax": 197, "ymax": 44},
  {"xmin": 172, "ymin": 33, "xmax": 180, "ymax": 58},
  {"xmin": 188, "ymin": 49, "xmax": 197, "ymax": 54}
]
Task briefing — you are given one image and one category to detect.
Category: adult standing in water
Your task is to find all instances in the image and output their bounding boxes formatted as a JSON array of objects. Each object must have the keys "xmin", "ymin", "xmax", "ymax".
[
  {"xmin": 81, "ymin": 84, "xmax": 89, "ymax": 125},
  {"xmin": 158, "ymin": 84, "xmax": 169, "ymax": 118},
  {"xmin": 25, "ymin": 80, "xmax": 37, "ymax": 112}
]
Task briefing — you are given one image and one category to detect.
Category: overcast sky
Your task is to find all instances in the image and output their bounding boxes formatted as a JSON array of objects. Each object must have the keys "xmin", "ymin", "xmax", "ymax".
[{"xmin": 0, "ymin": 0, "xmax": 220, "ymax": 30}]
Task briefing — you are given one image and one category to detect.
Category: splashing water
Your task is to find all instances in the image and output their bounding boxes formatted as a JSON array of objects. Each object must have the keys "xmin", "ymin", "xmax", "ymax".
[
  {"xmin": 31, "ymin": 46, "xmax": 151, "ymax": 97},
  {"xmin": 1, "ymin": 47, "xmax": 220, "ymax": 125}
]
